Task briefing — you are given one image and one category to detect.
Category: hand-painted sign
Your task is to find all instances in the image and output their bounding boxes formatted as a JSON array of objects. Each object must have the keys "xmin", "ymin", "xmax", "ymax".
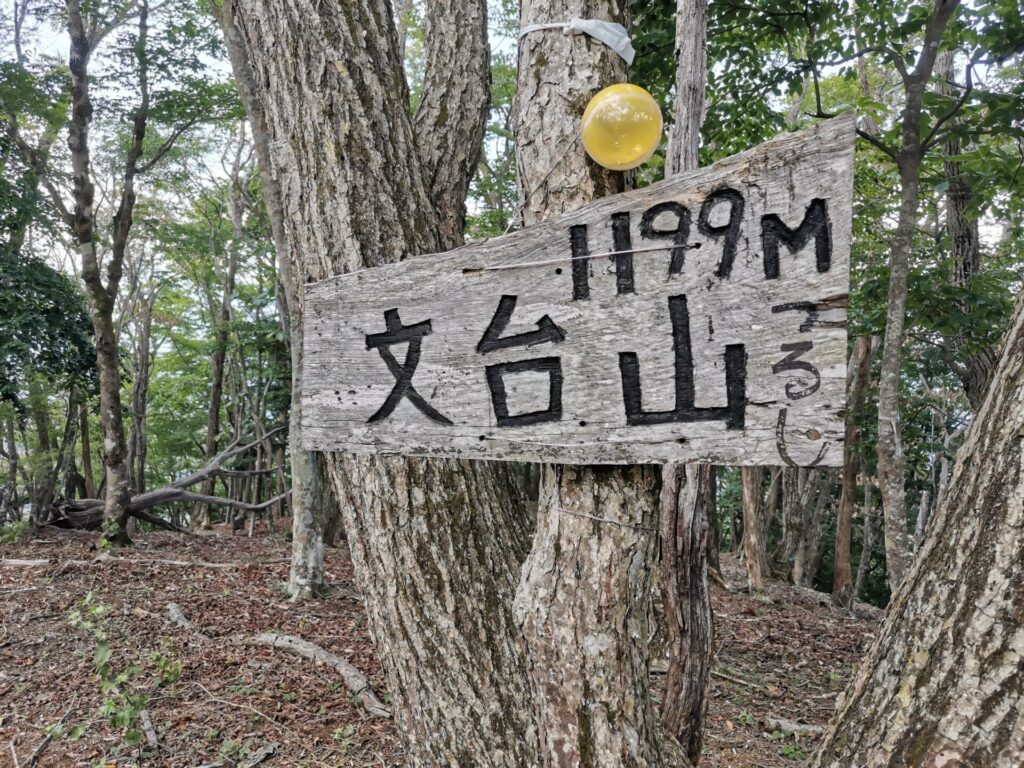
[{"xmin": 302, "ymin": 115, "xmax": 854, "ymax": 466}]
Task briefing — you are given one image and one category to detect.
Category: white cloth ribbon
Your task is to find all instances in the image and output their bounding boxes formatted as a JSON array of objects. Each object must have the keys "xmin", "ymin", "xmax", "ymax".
[{"xmin": 518, "ymin": 18, "xmax": 635, "ymax": 66}]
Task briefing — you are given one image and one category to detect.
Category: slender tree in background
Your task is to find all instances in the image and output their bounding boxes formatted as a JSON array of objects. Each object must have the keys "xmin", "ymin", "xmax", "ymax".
[
  {"xmin": 872, "ymin": 0, "xmax": 961, "ymax": 591},
  {"xmin": 740, "ymin": 466, "xmax": 770, "ymax": 593},
  {"xmin": 226, "ymin": 0, "xmax": 540, "ymax": 762},
  {"xmin": 65, "ymin": 0, "xmax": 151, "ymax": 540},
  {"xmin": 659, "ymin": 0, "xmax": 713, "ymax": 761},
  {"xmin": 812, "ymin": 291, "xmax": 1024, "ymax": 767},
  {"xmin": 832, "ymin": 335, "xmax": 874, "ymax": 603}
]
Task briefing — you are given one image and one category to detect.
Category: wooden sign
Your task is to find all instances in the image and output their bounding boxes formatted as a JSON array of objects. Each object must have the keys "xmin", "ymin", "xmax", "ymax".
[{"xmin": 302, "ymin": 115, "xmax": 854, "ymax": 467}]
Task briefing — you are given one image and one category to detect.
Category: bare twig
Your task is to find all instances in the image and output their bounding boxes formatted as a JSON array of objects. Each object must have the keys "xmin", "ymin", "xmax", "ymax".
[{"xmin": 26, "ymin": 697, "xmax": 77, "ymax": 767}]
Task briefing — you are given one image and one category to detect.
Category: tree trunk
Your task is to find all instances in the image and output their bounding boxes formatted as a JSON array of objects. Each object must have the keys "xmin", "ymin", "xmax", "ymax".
[
  {"xmin": 210, "ymin": 0, "xmax": 324, "ymax": 595},
  {"xmin": 791, "ymin": 469, "xmax": 833, "ymax": 588},
  {"xmin": 833, "ymin": 336, "xmax": 875, "ymax": 603},
  {"xmin": 66, "ymin": 0, "xmax": 151, "ymax": 542},
  {"xmin": 706, "ymin": 465, "xmax": 720, "ymax": 573},
  {"xmin": 935, "ymin": 51, "xmax": 995, "ymax": 411},
  {"xmin": 853, "ymin": 481, "xmax": 877, "ymax": 600},
  {"xmin": 661, "ymin": 463, "xmax": 713, "ymax": 764},
  {"xmin": 511, "ymin": 2, "xmax": 673, "ymax": 764},
  {"xmin": 875, "ymin": 0, "xmax": 960, "ymax": 593},
  {"xmin": 741, "ymin": 466, "xmax": 770, "ymax": 593},
  {"xmin": 659, "ymin": 0, "xmax": 713, "ymax": 759},
  {"xmin": 196, "ymin": 240, "xmax": 238, "ymax": 528},
  {"xmin": 1, "ymin": 414, "xmax": 19, "ymax": 522},
  {"xmin": 127, "ymin": 288, "xmax": 155, "ymax": 496},
  {"xmin": 28, "ymin": 378, "xmax": 53, "ymax": 523},
  {"xmin": 811, "ymin": 292, "xmax": 1024, "ymax": 767},
  {"xmin": 227, "ymin": 0, "xmax": 540, "ymax": 762},
  {"xmin": 79, "ymin": 403, "xmax": 95, "ymax": 499}
]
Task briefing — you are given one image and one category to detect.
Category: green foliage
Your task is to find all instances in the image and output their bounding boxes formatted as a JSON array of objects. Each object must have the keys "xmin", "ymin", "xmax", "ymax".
[
  {"xmin": 0, "ymin": 519, "xmax": 30, "ymax": 543},
  {"xmin": 0, "ymin": 251, "xmax": 96, "ymax": 407},
  {"xmin": 69, "ymin": 593, "xmax": 150, "ymax": 751}
]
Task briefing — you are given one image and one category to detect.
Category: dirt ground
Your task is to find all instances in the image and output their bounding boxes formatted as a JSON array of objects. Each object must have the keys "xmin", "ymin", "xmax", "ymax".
[{"xmin": 0, "ymin": 529, "xmax": 878, "ymax": 767}]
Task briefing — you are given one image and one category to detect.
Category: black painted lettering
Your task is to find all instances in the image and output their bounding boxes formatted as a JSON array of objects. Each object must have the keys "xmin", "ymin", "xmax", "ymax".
[
  {"xmin": 619, "ymin": 294, "xmax": 746, "ymax": 429},
  {"xmin": 478, "ymin": 296, "xmax": 566, "ymax": 427},
  {"xmin": 761, "ymin": 198, "xmax": 832, "ymax": 279},
  {"xmin": 640, "ymin": 201, "xmax": 692, "ymax": 275},
  {"xmin": 610, "ymin": 212, "xmax": 635, "ymax": 295},
  {"xmin": 772, "ymin": 341, "xmax": 821, "ymax": 400},
  {"xmin": 365, "ymin": 308, "xmax": 453, "ymax": 425},
  {"xmin": 569, "ymin": 224, "xmax": 590, "ymax": 301},
  {"xmin": 697, "ymin": 188, "xmax": 745, "ymax": 279}
]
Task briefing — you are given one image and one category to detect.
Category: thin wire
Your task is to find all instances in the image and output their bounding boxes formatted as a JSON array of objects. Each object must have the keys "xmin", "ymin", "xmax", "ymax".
[
  {"xmin": 502, "ymin": 128, "xmax": 583, "ymax": 236},
  {"xmin": 462, "ymin": 243, "xmax": 693, "ymax": 274}
]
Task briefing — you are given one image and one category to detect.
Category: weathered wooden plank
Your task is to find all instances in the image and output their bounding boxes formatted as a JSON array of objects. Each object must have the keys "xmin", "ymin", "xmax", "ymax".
[{"xmin": 302, "ymin": 115, "xmax": 854, "ymax": 466}]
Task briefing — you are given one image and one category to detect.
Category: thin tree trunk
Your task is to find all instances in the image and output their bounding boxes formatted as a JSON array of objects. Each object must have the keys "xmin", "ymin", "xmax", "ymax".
[
  {"xmin": 833, "ymin": 336, "xmax": 875, "ymax": 603},
  {"xmin": 127, "ymin": 288, "xmax": 156, "ymax": 496},
  {"xmin": 792, "ymin": 470, "xmax": 833, "ymax": 588},
  {"xmin": 511, "ymin": 2, "xmax": 673, "ymax": 764},
  {"xmin": 935, "ymin": 51, "xmax": 995, "ymax": 409},
  {"xmin": 811, "ymin": 292, "xmax": 1024, "ymax": 768},
  {"xmin": 2, "ymin": 414, "xmax": 19, "ymax": 522},
  {"xmin": 210, "ymin": 0, "xmax": 325, "ymax": 595},
  {"xmin": 875, "ymin": 0, "xmax": 960, "ymax": 593},
  {"xmin": 706, "ymin": 465, "xmax": 720, "ymax": 574},
  {"xmin": 79, "ymin": 403, "xmax": 95, "ymax": 499},
  {"xmin": 67, "ymin": 0, "xmax": 151, "ymax": 542},
  {"xmin": 854, "ymin": 481, "xmax": 877, "ymax": 600},
  {"xmin": 659, "ymin": 1, "xmax": 712, "ymax": 760},
  {"xmin": 741, "ymin": 466, "xmax": 770, "ymax": 593},
  {"xmin": 227, "ymin": 0, "xmax": 540, "ymax": 763},
  {"xmin": 661, "ymin": 463, "xmax": 713, "ymax": 763}
]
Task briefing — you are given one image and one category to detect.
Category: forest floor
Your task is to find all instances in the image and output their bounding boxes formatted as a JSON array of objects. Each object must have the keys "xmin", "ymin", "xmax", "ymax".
[{"xmin": 0, "ymin": 529, "xmax": 879, "ymax": 768}]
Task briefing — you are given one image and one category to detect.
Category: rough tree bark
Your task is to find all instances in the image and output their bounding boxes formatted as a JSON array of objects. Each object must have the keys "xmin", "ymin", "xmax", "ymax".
[
  {"xmin": 875, "ymin": 0, "xmax": 960, "ymax": 592},
  {"xmin": 811, "ymin": 293, "xmax": 1024, "ymax": 768},
  {"xmin": 660, "ymin": 464, "xmax": 712, "ymax": 764},
  {"xmin": 227, "ymin": 0, "xmax": 540, "ymax": 763},
  {"xmin": 511, "ymin": 2, "xmax": 676, "ymax": 765},
  {"xmin": 833, "ymin": 336, "xmax": 875, "ymax": 603},
  {"xmin": 659, "ymin": 0, "xmax": 713, "ymax": 761},
  {"xmin": 1, "ymin": 415, "xmax": 18, "ymax": 522},
  {"xmin": 791, "ymin": 469, "xmax": 834, "ymax": 589},
  {"xmin": 741, "ymin": 466, "xmax": 770, "ymax": 593}
]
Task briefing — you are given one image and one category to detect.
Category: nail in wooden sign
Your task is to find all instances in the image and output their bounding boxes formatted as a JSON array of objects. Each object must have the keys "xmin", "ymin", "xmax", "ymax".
[{"xmin": 302, "ymin": 115, "xmax": 854, "ymax": 466}]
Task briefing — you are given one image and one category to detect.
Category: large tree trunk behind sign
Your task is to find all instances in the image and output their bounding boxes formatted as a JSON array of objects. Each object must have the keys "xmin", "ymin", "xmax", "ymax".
[
  {"xmin": 511, "ymin": 1, "xmax": 671, "ymax": 765},
  {"xmin": 811, "ymin": 292, "xmax": 1024, "ymax": 767},
  {"xmin": 660, "ymin": 0, "xmax": 713, "ymax": 761},
  {"xmin": 227, "ymin": 0, "xmax": 540, "ymax": 763}
]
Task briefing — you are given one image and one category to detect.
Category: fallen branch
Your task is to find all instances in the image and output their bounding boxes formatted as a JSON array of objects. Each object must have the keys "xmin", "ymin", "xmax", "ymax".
[
  {"xmin": 2, "ymin": 556, "xmax": 290, "ymax": 570},
  {"xmin": 139, "ymin": 709, "xmax": 159, "ymax": 750},
  {"xmin": 239, "ymin": 742, "xmax": 279, "ymax": 768},
  {"xmin": 46, "ymin": 427, "xmax": 289, "ymax": 531},
  {"xmin": 164, "ymin": 603, "xmax": 390, "ymax": 719},
  {"xmin": 26, "ymin": 697, "xmax": 76, "ymax": 767},
  {"xmin": 166, "ymin": 602, "xmax": 200, "ymax": 635},
  {"xmin": 763, "ymin": 716, "xmax": 824, "ymax": 737},
  {"xmin": 246, "ymin": 633, "xmax": 391, "ymax": 718},
  {"xmin": 711, "ymin": 669, "xmax": 764, "ymax": 690}
]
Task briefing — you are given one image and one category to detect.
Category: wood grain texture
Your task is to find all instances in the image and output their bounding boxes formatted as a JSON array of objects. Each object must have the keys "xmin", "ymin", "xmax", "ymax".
[{"xmin": 302, "ymin": 115, "xmax": 854, "ymax": 466}]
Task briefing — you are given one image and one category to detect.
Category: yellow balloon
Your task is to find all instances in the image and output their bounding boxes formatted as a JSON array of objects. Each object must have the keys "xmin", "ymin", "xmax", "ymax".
[{"xmin": 581, "ymin": 84, "xmax": 663, "ymax": 171}]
